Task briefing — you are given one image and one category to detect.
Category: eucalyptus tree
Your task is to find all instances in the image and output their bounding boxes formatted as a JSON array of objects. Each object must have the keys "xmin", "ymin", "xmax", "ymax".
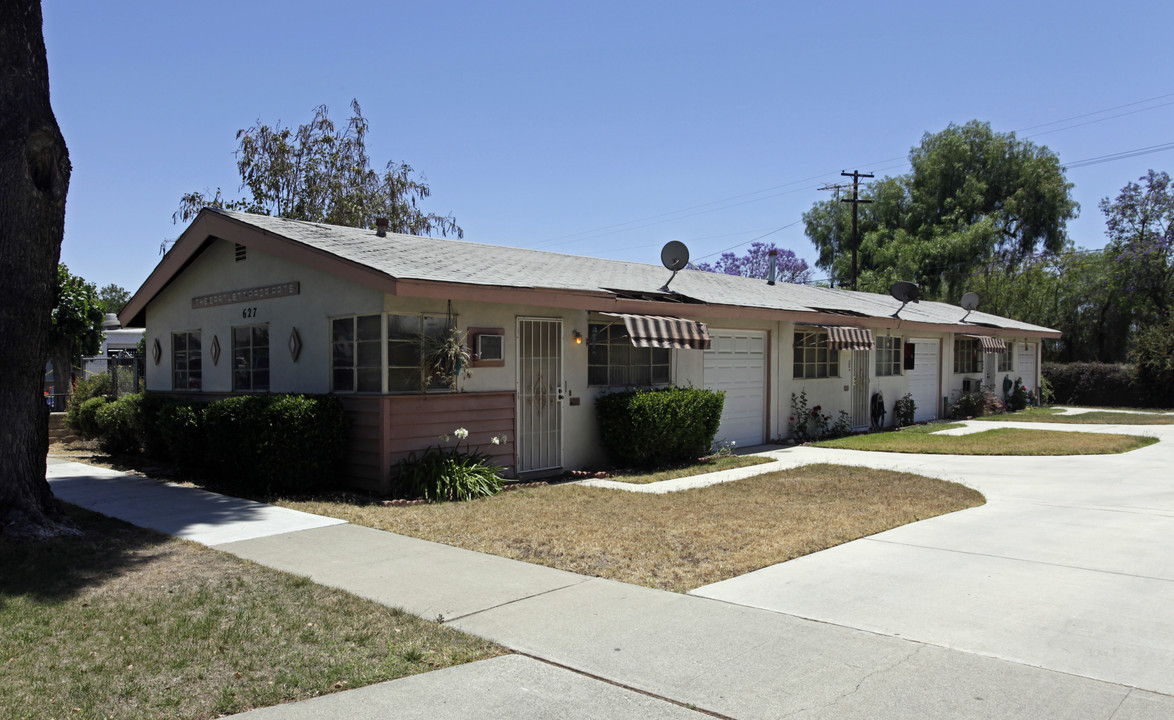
[{"xmin": 176, "ymin": 100, "xmax": 462, "ymax": 238}]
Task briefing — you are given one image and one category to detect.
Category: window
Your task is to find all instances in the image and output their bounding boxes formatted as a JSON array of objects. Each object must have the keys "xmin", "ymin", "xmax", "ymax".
[
  {"xmin": 388, "ymin": 313, "xmax": 449, "ymax": 392},
  {"xmin": 332, "ymin": 315, "xmax": 382, "ymax": 392},
  {"xmin": 954, "ymin": 336, "xmax": 984, "ymax": 374},
  {"xmin": 232, "ymin": 324, "xmax": 269, "ymax": 391},
  {"xmin": 587, "ymin": 322, "xmax": 670, "ymax": 386},
  {"xmin": 875, "ymin": 336, "xmax": 902, "ymax": 376},
  {"xmin": 172, "ymin": 331, "xmax": 202, "ymax": 390},
  {"xmin": 997, "ymin": 345, "xmax": 1013, "ymax": 372},
  {"xmin": 793, "ymin": 330, "xmax": 839, "ymax": 379},
  {"xmin": 477, "ymin": 333, "xmax": 504, "ymax": 362}
]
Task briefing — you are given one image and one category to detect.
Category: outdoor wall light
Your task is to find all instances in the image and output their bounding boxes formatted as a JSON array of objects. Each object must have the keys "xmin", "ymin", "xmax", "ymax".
[{"xmin": 573, "ymin": 330, "xmax": 583, "ymax": 345}]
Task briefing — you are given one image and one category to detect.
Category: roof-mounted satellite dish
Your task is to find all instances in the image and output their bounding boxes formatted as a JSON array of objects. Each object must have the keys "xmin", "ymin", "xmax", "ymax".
[
  {"xmin": 659, "ymin": 241, "xmax": 690, "ymax": 292},
  {"xmin": 890, "ymin": 281, "xmax": 921, "ymax": 318},
  {"xmin": 960, "ymin": 291, "xmax": 980, "ymax": 322}
]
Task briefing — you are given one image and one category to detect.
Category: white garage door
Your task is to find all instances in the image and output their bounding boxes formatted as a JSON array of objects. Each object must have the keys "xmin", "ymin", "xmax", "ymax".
[
  {"xmin": 907, "ymin": 338, "xmax": 940, "ymax": 423},
  {"xmin": 703, "ymin": 330, "xmax": 767, "ymax": 448}
]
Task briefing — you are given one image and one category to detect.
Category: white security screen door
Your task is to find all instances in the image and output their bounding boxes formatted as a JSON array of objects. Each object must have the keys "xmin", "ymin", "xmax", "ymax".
[
  {"xmin": 851, "ymin": 349, "xmax": 870, "ymax": 429},
  {"xmin": 517, "ymin": 318, "xmax": 563, "ymax": 474}
]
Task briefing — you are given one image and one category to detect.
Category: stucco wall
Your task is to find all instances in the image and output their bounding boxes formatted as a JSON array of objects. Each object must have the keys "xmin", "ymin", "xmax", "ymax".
[{"xmin": 145, "ymin": 239, "xmax": 384, "ymax": 394}]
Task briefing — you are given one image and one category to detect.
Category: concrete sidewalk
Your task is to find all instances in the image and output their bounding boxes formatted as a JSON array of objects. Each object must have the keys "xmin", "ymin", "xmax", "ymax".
[{"xmin": 45, "ymin": 417, "xmax": 1174, "ymax": 719}]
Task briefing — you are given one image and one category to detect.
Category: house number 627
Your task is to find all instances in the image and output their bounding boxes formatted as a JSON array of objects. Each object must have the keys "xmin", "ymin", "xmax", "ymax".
[{"xmin": 242, "ymin": 307, "xmax": 257, "ymax": 319}]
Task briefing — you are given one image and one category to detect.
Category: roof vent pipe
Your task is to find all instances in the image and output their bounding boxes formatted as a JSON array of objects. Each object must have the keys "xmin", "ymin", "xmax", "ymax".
[
  {"xmin": 767, "ymin": 249, "xmax": 777, "ymax": 286},
  {"xmin": 375, "ymin": 218, "xmax": 389, "ymax": 237}
]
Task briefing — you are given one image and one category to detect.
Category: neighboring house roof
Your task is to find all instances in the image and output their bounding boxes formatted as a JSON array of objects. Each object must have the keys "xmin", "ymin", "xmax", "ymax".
[{"xmin": 120, "ymin": 208, "xmax": 1060, "ymax": 338}]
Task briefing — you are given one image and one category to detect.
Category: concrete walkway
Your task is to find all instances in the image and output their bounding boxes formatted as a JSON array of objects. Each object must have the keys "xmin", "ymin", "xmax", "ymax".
[{"xmin": 45, "ymin": 412, "xmax": 1174, "ymax": 719}]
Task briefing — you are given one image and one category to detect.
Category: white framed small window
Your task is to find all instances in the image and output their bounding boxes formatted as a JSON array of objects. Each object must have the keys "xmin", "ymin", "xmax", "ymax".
[
  {"xmin": 793, "ymin": 330, "xmax": 839, "ymax": 379},
  {"xmin": 477, "ymin": 333, "xmax": 504, "ymax": 362},
  {"xmin": 172, "ymin": 330, "xmax": 202, "ymax": 390},
  {"xmin": 875, "ymin": 336, "xmax": 902, "ymax": 377}
]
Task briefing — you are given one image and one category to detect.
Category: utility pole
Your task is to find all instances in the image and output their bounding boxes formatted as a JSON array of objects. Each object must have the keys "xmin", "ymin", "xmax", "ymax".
[
  {"xmin": 840, "ymin": 170, "xmax": 873, "ymax": 291},
  {"xmin": 818, "ymin": 182, "xmax": 851, "ymax": 288}
]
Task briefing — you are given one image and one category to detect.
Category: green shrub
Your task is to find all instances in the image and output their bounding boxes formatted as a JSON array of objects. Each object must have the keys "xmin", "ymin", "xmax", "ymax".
[
  {"xmin": 72, "ymin": 396, "xmax": 108, "ymax": 440},
  {"xmin": 951, "ymin": 392, "xmax": 983, "ymax": 419},
  {"xmin": 65, "ymin": 373, "xmax": 113, "ymax": 435},
  {"xmin": 94, "ymin": 394, "xmax": 144, "ymax": 455},
  {"xmin": 787, "ymin": 391, "xmax": 831, "ymax": 442},
  {"xmin": 392, "ymin": 433, "xmax": 504, "ymax": 502},
  {"xmin": 893, "ymin": 393, "xmax": 916, "ymax": 427},
  {"xmin": 202, "ymin": 394, "xmax": 346, "ymax": 495},
  {"xmin": 1133, "ymin": 318, "xmax": 1174, "ymax": 408},
  {"xmin": 595, "ymin": 387, "xmax": 725, "ymax": 469},
  {"xmin": 1042, "ymin": 362, "xmax": 1145, "ymax": 407},
  {"xmin": 1007, "ymin": 379, "xmax": 1030, "ymax": 412},
  {"xmin": 149, "ymin": 399, "xmax": 205, "ymax": 467}
]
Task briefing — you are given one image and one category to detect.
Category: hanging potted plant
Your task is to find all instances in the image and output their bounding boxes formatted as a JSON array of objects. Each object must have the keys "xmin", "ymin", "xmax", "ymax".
[{"xmin": 423, "ymin": 325, "xmax": 473, "ymax": 391}]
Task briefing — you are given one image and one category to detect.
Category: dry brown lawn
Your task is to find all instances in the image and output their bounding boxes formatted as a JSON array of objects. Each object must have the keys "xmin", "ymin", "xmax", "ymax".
[
  {"xmin": 281, "ymin": 464, "xmax": 984, "ymax": 593},
  {"xmin": 0, "ymin": 507, "xmax": 503, "ymax": 720}
]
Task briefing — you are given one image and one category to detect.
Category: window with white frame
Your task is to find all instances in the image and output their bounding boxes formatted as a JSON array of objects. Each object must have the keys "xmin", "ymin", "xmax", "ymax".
[
  {"xmin": 793, "ymin": 330, "xmax": 839, "ymax": 379},
  {"xmin": 388, "ymin": 313, "xmax": 450, "ymax": 392},
  {"xmin": 954, "ymin": 336, "xmax": 984, "ymax": 374},
  {"xmin": 232, "ymin": 324, "xmax": 269, "ymax": 391},
  {"xmin": 997, "ymin": 344, "xmax": 1013, "ymax": 372},
  {"xmin": 332, "ymin": 314, "xmax": 382, "ymax": 392},
  {"xmin": 172, "ymin": 330, "xmax": 202, "ymax": 390},
  {"xmin": 587, "ymin": 322, "xmax": 671, "ymax": 386},
  {"xmin": 875, "ymin": 336, "xmax": 902, "ymax": 376}
]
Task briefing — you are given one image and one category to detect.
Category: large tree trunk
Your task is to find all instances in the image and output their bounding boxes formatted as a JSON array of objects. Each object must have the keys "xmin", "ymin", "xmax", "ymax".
[{"xmin": 0, "ymin": 1, "xmax": 76, "ymax": 540}]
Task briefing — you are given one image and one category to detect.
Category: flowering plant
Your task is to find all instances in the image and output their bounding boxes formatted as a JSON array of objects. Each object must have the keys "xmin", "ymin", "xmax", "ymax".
[{"xmin": 393, "ymin": 427, "xmax": 508, "ymax": 502}]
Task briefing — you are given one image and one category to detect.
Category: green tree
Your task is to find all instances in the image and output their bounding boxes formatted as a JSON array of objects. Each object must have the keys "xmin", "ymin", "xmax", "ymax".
[
  {"xmin": 175, "ymin": 100, "xmax": 462, "ymax": 237},
  {"xmin": 0, "ymin": 1, "xmax": 76, "ymax": 540},
  {"xmin": 1100, "ymin": 170, "xmax": 1174, "ymax": 326},
  {"xmin": 96, "ymin": 283, "xmax": 130, "ymax": 315},
  {"xmin": 803, "ymin": 121, "xmax": 1078, "ymax": 301},
  {"xmin": 47, "ymin": 265, "xmax": 104, "ymax": 410}
]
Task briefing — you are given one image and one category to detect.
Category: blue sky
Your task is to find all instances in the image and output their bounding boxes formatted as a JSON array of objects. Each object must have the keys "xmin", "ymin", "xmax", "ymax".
[{"xmin": 43, "ymin": 1, "xmax": 1174, "ymax": 293}]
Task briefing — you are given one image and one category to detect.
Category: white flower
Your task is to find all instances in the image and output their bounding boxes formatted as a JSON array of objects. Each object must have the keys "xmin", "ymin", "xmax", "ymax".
[
  {"xmin": 454, "ymin": 427, "xmax": 469, "ymax": 440},
  {"xmin": 491, "ymin": 434, "xmax": 508, "ymax": 445},
  {"xmin": 439, "ymin": 433, "xmax": 450, "ymax": 442}
]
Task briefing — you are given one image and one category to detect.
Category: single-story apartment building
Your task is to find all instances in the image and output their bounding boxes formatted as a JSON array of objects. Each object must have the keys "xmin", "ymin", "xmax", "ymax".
[{"xmin": 119, "ymin": 208, "xmax": 1059, "ymax": 492}]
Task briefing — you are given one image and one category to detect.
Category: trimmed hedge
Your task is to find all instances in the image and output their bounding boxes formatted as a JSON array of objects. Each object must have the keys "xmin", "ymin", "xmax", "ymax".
[
  {"xmin": 94, "ymin": 394, "xmax": 144, "ymax": 455},
  {"xmin": 200, "ymin": 394, "xmax": 348, "ymax": 495},
  {"xmin": 595, "ymin": 387, "xmax": 725, "ymax": 469},
  {"xmin": 65, "ymin": 373, "xmax": 114, "ymax": 437},
  {"xmin": 1042, "ymin": 362, "xmax": 1148, "ymax": 407},
  {"xmin": 82, "ymin": 392, "xmax": 347, "ymax": 495}
]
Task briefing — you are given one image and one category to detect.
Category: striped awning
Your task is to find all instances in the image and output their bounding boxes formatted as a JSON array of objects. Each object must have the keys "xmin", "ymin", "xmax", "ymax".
[
  {"xmin": 601, "ymin": 313, "xmax": 711, "ymax": 350},
  {"xmin": 825, "ymin": 326, "xmax": 875, "ymax": 351},
  {"xmin": 965, "ymin": 334, "xmax": 1007, "ymax": 352}
]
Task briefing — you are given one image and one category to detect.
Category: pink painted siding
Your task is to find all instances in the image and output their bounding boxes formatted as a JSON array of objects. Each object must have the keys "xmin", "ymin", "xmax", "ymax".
[{"xmin": 341, "ymin": 391, "xmax": 517, "ymax": 494}]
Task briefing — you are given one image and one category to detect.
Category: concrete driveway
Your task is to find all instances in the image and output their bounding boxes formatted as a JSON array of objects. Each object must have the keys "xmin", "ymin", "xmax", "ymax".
[{"xmin": 693, "ymin": 416, "xmax": 1174, "ymax": 696}]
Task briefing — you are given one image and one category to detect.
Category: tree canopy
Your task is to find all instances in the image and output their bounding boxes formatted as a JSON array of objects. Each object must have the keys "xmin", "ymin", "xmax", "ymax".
[
  {"xmin": 50, "ymin": 265, "xmax": 104, "ymax": 363},
  {"xmin": 803, "ymin": 121, "xmax": 1078, "ymax": 301},
  {"xmin": 1100, "ymin": 170, "xmax": 1174, "ymax": 325},
  {"xmin": 97, "ymin": 283, "xmax": 130, "ymax": 315},
  {"xmin": 176, "ymin": 100, "xmax": 462, "ymax": 238},
  {"xmin": 694, "ymin": 242, "xmax": 812, "ymax": 284}
]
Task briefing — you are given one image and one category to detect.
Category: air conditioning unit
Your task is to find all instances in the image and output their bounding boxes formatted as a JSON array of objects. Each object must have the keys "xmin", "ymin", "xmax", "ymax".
[{"xmin": 961, "ymin": 378, "xmax": 981, "ymax": 394}]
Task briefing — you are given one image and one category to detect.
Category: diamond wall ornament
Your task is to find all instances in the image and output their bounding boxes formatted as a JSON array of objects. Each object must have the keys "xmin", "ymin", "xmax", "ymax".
[
  {"xmin": 152, "ymin": 338, "xmax": 161, "ymax": 365},
  {"xmin": 288, "ymin": 327, "xmax": 302, "ymax": 362},
  {"xmin": 210, "ymin": 335, "xmax": 221, "ymax": 366}
]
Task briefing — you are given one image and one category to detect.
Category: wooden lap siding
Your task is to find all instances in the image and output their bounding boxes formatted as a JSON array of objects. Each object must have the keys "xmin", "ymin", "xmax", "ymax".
[{"xmin": 340, "ymin": 392, "xmax": 517, "ymax": 494}]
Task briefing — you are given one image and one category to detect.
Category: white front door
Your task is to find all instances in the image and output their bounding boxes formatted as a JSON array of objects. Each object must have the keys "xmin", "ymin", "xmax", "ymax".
[
  {"xmin": 908, "ymin": 338, "xmax": 940, "ymax": 422},
  {"xmin": 516, "ymin": 318, "xmax": 562, "ymax": 474},
  {"xmin": 1017, "ymin": 342, "xmax": 1038, "ymax": 391},
  {"xmin": 703, "ymin": 330, "xmax": 767, "ymax": 447},
  {"xmin": 850, "ymin": 349, "xmax": 870, "ymax": 429}
]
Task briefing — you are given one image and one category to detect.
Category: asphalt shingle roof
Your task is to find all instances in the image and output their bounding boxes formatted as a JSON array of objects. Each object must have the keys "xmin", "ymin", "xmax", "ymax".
[{"xmin": 214, "ymin": 209, "xmax": 1056, "ymax": 334}]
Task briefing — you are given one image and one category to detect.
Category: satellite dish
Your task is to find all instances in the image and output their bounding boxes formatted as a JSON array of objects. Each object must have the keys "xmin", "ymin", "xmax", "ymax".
[
  {"xmin": 889, "ymin": 281, "xmax": 921, "ymax": 318},
  {"xmin": 658, "ymin": 241, "xmax": 690, "ymax": 292},
  {"xmin": 661, "ymin": 241, "xmax": 690, "ymax": 272},
  {"xmin": 960, "ymin": 291, "xmax": 980, "ymax": 321}
]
